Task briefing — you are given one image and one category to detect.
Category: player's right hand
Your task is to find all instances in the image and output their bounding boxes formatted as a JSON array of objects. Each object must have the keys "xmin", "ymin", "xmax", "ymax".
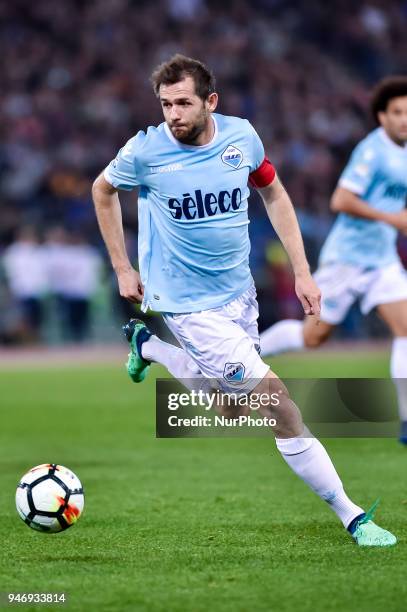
[
  {"xmin": 386, "ymin": 210, "xmax": 407, "ymax": 234},
  {"xmin": 117, "ymin": 268, "xmax": 144, "ymax": 303},
  {"xmin": 294, "ymin": 273, "xmax": 321, "ymax": 318}
]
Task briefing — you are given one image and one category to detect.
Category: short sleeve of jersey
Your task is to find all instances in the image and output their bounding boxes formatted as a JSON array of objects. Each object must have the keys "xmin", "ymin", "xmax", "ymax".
[
  {"xmin": 103, "ymin": 131, "xmax": 146, "ymax": 191},
  {"xmin": 247, "ymin": 121, "xmax": 265, "ymax": 172},
  {"xmin": 338, "ymin": 140, "xmax": 379, "ymax": 196}
]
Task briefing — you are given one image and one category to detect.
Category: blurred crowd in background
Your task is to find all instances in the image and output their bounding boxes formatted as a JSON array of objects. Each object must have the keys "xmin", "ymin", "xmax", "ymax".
[{"xmin": 0, "ymin": 0, "xmax": 406, "ymax": 344}]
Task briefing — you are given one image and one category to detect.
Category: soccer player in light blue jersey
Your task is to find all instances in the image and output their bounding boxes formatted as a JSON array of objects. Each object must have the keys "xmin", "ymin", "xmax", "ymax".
[
  {"xmin": 92, "ymin": 55, "xmax": 396, "ymax": 546},
  {"xmin": 260, "ymin": 76, "xmax": 407, "ymax": 444}
]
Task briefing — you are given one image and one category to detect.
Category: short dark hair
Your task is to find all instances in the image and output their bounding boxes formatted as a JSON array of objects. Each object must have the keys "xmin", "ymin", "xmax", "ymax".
[
  {"xmin": 151, "ymin": 54, "xmax": 216, "ymax": 101},
  {"xmin": 371, "ymin": 76, "xmax": 407, "ymax": 123}
]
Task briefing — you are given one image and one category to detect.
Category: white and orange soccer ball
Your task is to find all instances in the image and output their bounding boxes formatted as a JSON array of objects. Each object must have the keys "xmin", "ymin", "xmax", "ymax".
[{"xmin": 16, "ymin": 464, "xmax": 84, "ymax": 533}]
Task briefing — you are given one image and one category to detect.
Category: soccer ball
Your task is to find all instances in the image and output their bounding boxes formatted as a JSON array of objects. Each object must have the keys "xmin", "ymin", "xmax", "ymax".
[{"xmin": 15, "ymin": 464, "xmax": 84, "ymax": 533}]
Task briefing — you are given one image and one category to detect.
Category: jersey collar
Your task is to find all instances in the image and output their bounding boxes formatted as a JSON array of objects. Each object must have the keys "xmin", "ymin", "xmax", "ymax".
[
  {"xmin": 164, "ymin": 115, "xmax": 218, "ymax": 150},
  {"xmin": 378, "ymin": 127, "xmax": 407, "ymax": 152}
]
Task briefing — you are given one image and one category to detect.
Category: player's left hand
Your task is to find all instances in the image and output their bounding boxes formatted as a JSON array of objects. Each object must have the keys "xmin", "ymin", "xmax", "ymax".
[{"xmin": 294, "ymin": 272, "xmax": 321, "ymax": 317}]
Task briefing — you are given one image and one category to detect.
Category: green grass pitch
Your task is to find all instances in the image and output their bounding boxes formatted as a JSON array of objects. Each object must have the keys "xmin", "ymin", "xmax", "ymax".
[{"xmin": 1, "ymin": 350, "xmax": 406, "ymax": 611}]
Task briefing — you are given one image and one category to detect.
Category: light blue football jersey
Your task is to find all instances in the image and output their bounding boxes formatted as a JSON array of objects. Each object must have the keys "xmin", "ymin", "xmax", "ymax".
[
  {"xmin": 104, "ymin": 113, "xmax": 265, "ymax": 312},
  {"xmin": 319, "ymin": 127, "xmax": 407, "ymax": 268}
]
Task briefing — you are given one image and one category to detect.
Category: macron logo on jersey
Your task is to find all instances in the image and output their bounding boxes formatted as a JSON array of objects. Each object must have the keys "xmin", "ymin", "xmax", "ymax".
[
  {"xmin": 150, "ymin": 163, "xmax": 183, "ymax": 174},
  {"xmin": 222, "ymin": 145, "xmax": 243, "ymax": 169}
]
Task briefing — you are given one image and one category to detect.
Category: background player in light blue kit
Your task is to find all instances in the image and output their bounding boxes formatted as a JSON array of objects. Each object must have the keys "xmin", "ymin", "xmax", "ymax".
[
  {"xmin": 92, "ymin": 55, "xmax": 396, "ymax": 546},
  {"xmin": 260, "ymin": 77, "xmax": 407, "ymax": 443}
]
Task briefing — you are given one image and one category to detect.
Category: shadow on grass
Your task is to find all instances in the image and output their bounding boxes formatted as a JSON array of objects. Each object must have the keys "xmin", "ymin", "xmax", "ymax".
[{"xmin": 34, "ymin": 554, "xmax": 124, "ymax": 564}]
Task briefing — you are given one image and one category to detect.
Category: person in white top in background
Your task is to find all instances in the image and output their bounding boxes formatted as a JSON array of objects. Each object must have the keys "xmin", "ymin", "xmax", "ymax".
[
  {"xmin": 44, "ymin": 227, "xmax": 103, "ymax": 342},
  {"xmin": 2, "ymin": 226, "xmax": 48, "ymax": 343}
]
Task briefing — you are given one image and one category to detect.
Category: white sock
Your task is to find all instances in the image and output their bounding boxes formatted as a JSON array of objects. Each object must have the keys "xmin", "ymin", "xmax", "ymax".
[
  {"xmin": 142, "ymin": 335, "xmax": 224, "ymax": 397},
  {"xmin": 260, "ymin": 320, "xmax": 304, "ymax": 356},
  {"xmin": 276, "ymin": 430, "xmax": 364, "ymax": 528},
  {"xmin": 141, "ymin": 335, "xmax": 201, "ymax": 379},
  {"xmin": 390, "ymin": 337, "xmax": 407, "ymax": 422}
]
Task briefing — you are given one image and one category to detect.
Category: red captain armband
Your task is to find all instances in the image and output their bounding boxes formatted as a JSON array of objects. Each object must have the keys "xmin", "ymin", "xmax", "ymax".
[{"xmin": 248, "ymin": 157, "xmax": 276, "ymax": 188}]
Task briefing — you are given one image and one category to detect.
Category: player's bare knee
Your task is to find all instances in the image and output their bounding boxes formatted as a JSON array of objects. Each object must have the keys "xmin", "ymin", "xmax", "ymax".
[
  {"xmin": 214, "ymin": 394, "xmax": 249, "ymax": 419},
  {"xmin": 303, "ymin": 325, "xmax": 330, "ymax": 348},
  {"xmin": 392, "ymin": 319, "xmax": 407, "ymax": 337},
  {"xmin": 251, "ymin": 370, "xmax": 288, "ymax": 397},
  {"xmin": 303, "ymin": 333, "xmax": 323, "ymax": 348}
]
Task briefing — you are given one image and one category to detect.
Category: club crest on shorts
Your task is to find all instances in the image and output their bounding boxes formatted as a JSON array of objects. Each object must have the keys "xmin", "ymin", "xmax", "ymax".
[
  {"xmin": 221, "ymin": 145, "xmax": 243, "ymax": 169},
  {"xmin": 223, "ymin": 362, "xmax": 245, "ymax": 383}
]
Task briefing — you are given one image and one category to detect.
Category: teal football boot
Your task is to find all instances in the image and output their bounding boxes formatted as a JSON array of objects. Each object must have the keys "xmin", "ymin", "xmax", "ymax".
[
  {"xmin": 122, "ymin": 318, "xmax": 152, "ymax": 383},
  {"xmin": 349, "ymin": 500, "xmax": 397, "ymax": 547}
]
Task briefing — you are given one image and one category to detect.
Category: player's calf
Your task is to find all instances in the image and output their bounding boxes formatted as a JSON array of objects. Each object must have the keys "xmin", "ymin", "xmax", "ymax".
[
  {"xmin": 211, "ymin": 371, "xmax": 303, "ymax": 437},
  {"xmin": 250, "ymin": 371, "xmax": 304, "ymax": 438}
]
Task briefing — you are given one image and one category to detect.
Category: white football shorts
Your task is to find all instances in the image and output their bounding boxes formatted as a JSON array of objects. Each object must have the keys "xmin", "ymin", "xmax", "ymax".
[
  {"xmin": 314, "ymin": 261, "xmax": 407, "ymax": 325},
  {"xmin": 163, "ymin": 284, "xmax": 270, "ymax": 393}
]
